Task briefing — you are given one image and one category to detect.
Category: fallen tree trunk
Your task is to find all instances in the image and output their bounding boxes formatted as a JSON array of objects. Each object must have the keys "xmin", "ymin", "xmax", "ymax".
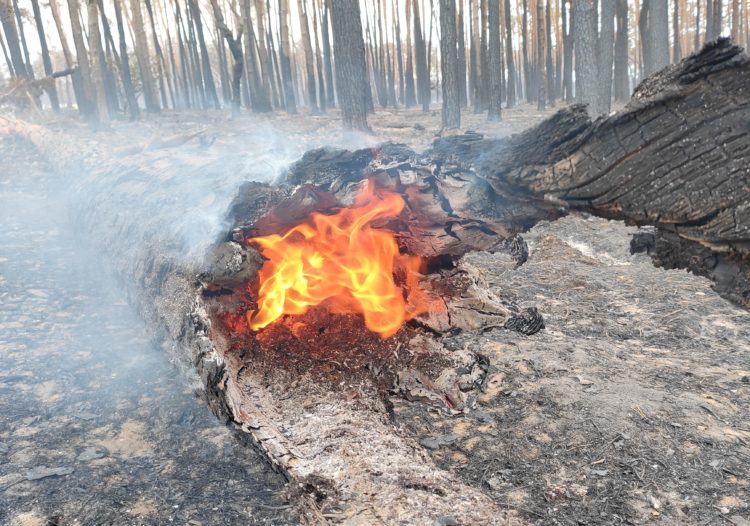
[
  {"xmin": 429, "ymin": 38, "xmax": 750, "ymax": 306},
  {"xmin": 2, "ymin": 39, "xmax": 748, "ymax": 525}
]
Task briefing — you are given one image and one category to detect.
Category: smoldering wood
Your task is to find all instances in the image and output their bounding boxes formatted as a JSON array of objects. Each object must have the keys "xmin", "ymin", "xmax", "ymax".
[{"xmin": 3, "ymin": 39, "xmax": 748, "ymax": 524}]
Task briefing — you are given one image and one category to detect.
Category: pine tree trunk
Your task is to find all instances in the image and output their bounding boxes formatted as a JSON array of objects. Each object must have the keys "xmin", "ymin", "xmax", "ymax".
[
  {"xmin": 187, "ymin": 0, "xmax": 220, "ymax": 109},
  {"xmin": 413, "ymin": 0, "xmax": 429, "ymax": 111},
  {"xmin": 113, "ymin": 0, "xmax": 139, "ymax": 118},
  {"xmin": 144, "ymin": 0, "xmax": 171, "ymax": 109},
  {"xmin": 278, "ymin": 0, "xmax": 297, "ymax": 113},
  {"xmin": 322, "ymin": 0, "xmax": 335, "ymax": 107},
  {"xmin": 545, "ymin": 0, "xmax": 555, "ymax": 105},
  {"xmin": 712, "ymin": 0, "xmax": 722, "ymax": 40},
  {"xmin": 440, "ymin": 0, "xmax": 460, "ymax": 128},
  {"xmin": 487, "ymin": 0, "xmax": 502, "ymax": 120},
  {"xmin": 312, "ymin": 0, "xmax": 327, "ymax": 111},
  {"xmin": 96, "ymin": 0, "xmax": 123, "ymax": 114},
  {"xmin": 457, "ymin": 0, "xmax": 468, "ymax": 107},
  {"xmin": 253, "ymin": 0, "xmax": 274, "ymax": 109},
  {"xmin": 562, "ymin": 0, "xmax": 573, "ymax": 102},
  {"xmin": 67, "ymin": 0, "xmax": 97, "ymax": 120},
  {"xmin": 30, "ymin": 0, "xmax": 60, "ymax": 110},
  {"xmin": 504, "ymin": 0, "xmax": 516, "ymax": 107},
  {"xmin": 573, "ymin": 0, "xmax": 598, "ymax": 115},
  {"xmin": 1, "ymin": 27, "xmax": 14, "ymax": 76},
  {"xmin": 598, "ymin": 0, "xmax": 615, "ymax": 114},
  {"xmin": 468, "ymin": 0, "xmax": 478, "ymax": 108},
  {"xmin": 131, "ymin": 0, "xmax": 161, "ymax": 112},
  {"xmin": 86, "ymin": 0, "xmax": 110, "ymax": 127},
  {"xmin": 673, "ymin": 0, "xmax": 682, "ymax": 62},
  {"xmin": 479, "ymin": 0, "xmax": 489, "ymax": 109},
  {"xmin": 394, "ymin": 0, "xmax": 405, "ymax": 104},
  {"xmin": 297, "ymin": 0, "xmax": 319, "ymax": 112},
  {"xmin": 535, "ymin": 0, "xmax": 546, "ymax": 109},
  {"xmin": 11, "ymin": 0, "xmax": 32, "ymax": 77},
  {"xmin": 0, "ymin": 0, "xmax": 29, "ymax": 78},
  {"xmin": 330, "ymin": 0, "xmax": 369, "ymax": 130},
  {"xmin": 522, "ymin": 0, "xmax": 531, "ymax": 102},
  {"xmin": 649, "ymin": 0, "xmax": 669, "ymax": 70},
  {"xmin": 706, "ymin": 0, "xmax": 715, "ymax": 42},
  {"xmin": 613, "ymin": 0, "xmax": 629, "ymax": 101}
]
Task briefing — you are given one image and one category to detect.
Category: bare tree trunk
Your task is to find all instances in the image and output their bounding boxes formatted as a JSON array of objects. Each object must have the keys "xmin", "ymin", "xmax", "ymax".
[
  {"xmin": 330, "ymin": 0, "xmax": 369, "ymax": 131},
  {"xmin": 487, "ymin": 0, "xmax": 502, "ymax": 120},
  {"xmin": 522, "ymin": 0, "xmax": 531, "ymax": 102},
  {"xmin": 501, "ymin": 0, "xmax": 515, "ymax": 107},
  {"xmin": 440, "ymin": 0, "xmax": 460, "ymax": 128},
  {"xmin": 545, "ymin": 0, "xmax": 555, "ymax": 105},
  {"xmin": 297, "ymin": 0, "xmax": 318, "ymax": 112},
  {"xmin": 278, "ymin": 0, "xmax": 297, "ymax": 113},
  {"xmin": 712, "ymin": 0, "xmax": 722, "ymax": 39},
  {"xmin": 322, "ymin": 0, "xmax": 335, "ymax": 107},
  {"xmin": 673, "ymin": 0, "xmax": 682, "ymax": 62},
  {"xmin": 404, "ymin": 0, "xmax": 417, "ymax": 107},
  {"xmin": 413, "ymin": 0, "xmax": 429, "ymax": 111},
  {"xmin": 113, "ymin": 0, "xmax": 139, "ymax": 119},
  {"xmin": 695, "ymin": 0, "xmax": 702, "ymax": 50},
  {"xmin": 535, "ymin": 0, "xmax": 546, "ymax": 110},
  {"xmin": 11, "ymin": 0, "xmax": 32, "ymax": 76},
  {"xmin": 614, "ymin": 0, "xmax": 629, "ymax": 101},
  {"xmin": 210, "ymin": 0, "xmax": 243, "ymax": 116},
  {"xmin": 312, "ymin": 0, "xmax": 327, "ymax": 111},
  {"xmin": 598, "ymin": 0, "xmax": 615, "ymax": 114},
  {"xmin": 30, "ymin": 0, "xmax": 60, "ymax": 110},
  {"xmin": 131, "ymin": 0, "xmax": 161, "ymax": 112},
  {"xmin": 67, "ymin": 0, "xmax": 97, "ymax": 120},
  {"xmin": 87, "ymin": 0, "xmax": 110, "ymax": 127},
  {"xmin": 650, "ymin": 0, "xmax": 669, "ymax": 70},
  {"xmin": 0, "ymin": 26, "xmax": 13, "ymax": 76},
  {"xmin": 187, "ymin": 0, "xmax": 220, "ymax": 109},
  {"xmin": 457, "ymin": 0, "xmax": 468, "ymax": 107},
  {"xmin": 0, "ymin": 0, "xmax": 29, "ymax": 77},
  {"xmin": 144, "ymin": 0, "xmax": 171, "ymax": 109},
  {"xmin": 253, "ymin": 0, "xmax": 274, "ymax": 108},
  {"xmin": 478, "ymin": 0, "xmax": 489, "ymax": 109},
  {"xmin": 96, "ymin": 0, "xmax": 123, "ymax": 114},
  {"xmin": 706, "ymin": 0, "xmax": 715, "ymax": 41},
  {"xmin": 562, "ymin": 0, "xmax": 573, "ymax": 102},
  {"xmin": 394, "ymin": 0, "xmax": 405, "ymax": 104},
  {"xmin": 574, "ymin": 0, "xmax": 598, "ymax": 115}
]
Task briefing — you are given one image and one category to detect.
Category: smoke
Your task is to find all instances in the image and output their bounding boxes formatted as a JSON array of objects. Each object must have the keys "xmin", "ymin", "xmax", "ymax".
[{"xmin": 64, "ymin": 119, "xmax": 377, "ymax": 274}]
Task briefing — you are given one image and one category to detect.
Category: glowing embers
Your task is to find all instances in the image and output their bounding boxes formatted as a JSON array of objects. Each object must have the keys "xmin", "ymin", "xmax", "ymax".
[{"xmin": 246, "ymin": 181, "xmax": 433, "ymax": 338}]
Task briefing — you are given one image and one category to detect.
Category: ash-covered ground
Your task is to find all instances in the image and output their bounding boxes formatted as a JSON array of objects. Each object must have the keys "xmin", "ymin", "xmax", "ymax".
[
  {"xmin": 2, "ymin": 104, "xmax": 748, "ymax": 525},
  {"xmin": 0, "ymin": 136, "xmax": 293, "ymax": 526}
]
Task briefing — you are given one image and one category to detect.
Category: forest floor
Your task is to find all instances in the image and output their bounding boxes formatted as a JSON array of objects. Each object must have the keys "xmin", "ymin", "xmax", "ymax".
[{"xmin": 2, "ymin": 104, "xmax": 749, "ymax": 525}]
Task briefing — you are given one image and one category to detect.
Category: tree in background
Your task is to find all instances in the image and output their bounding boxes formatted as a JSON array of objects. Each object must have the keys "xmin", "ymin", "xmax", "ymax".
[
  {"xmin": 330, "ymin": 0, "xmax": 369, "ymax": 130},
  {"xmin": 439, "ymin": 0, "xmax": 460, "ymax": 128}
]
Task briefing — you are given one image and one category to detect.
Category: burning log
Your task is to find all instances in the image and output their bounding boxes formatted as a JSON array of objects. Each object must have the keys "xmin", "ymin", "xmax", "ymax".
[{"xmin": 2, "ymin": 39, "xmax": 748, "ymax": 524}]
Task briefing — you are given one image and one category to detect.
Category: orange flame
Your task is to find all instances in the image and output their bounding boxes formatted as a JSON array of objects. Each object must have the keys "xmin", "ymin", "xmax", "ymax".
[{"xmin": 246, "ymin": 182, "xmax": 429, "ymax": 338}]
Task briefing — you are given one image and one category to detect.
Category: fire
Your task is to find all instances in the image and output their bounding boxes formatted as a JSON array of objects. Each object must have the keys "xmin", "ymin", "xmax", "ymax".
[{"xmin": 246, "ymin": 181, "xmax": 429, "ymax": 338}]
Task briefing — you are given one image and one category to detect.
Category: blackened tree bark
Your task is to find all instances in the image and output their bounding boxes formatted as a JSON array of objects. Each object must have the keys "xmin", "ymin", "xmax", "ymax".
[
  {"xmin": 573, "ymin": 0, "xmax": 598, "ymax": 115},
  {"xmin": 440, "ymin": 0, "xmax": 460, "ymax": 128},
  {"xmin": 706, "ymin": 0, "xmax": 714, "ymax": 42},
  {"xmin": 731, "ymin": 0, "xmax": 740, "ymax": 42},
  {"xmin": 504, "ymin": 0, "xmax": 516, "ymax": 107},
  {"xmin": 478, "ymin": 0, "xmax": 489, "ymax": 110},
  {"xmin": 330, "ymin": 0, "xmax": 369, "ymax": 131},
  {"xmin": 487, "ymin": 0, "xmax": 502, "ymax": 120},
  {"xmin": 598, "ymin": 0, "xmax": 615, "ymax": 114},
  {"xmin": 695, "ymin": 0, "xmax": 701, "ymax": 51},
  {"xmin": 253, "ymin": 0, "xmax": 274, "ymax": 109},
  {"xmin": 536, "ymin": 0, "xmax": 546, "ymax": 110},
  {"xmin": 30, "ymin": 0, "xmax": 60, "ymax": 110},
  {"xmin": 613, "ymin": 0, "xmax": 629, "ymax": 101},
  {"xmin": 468, "ymin": 0, "xmax": 478, "ymax": 108}
]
